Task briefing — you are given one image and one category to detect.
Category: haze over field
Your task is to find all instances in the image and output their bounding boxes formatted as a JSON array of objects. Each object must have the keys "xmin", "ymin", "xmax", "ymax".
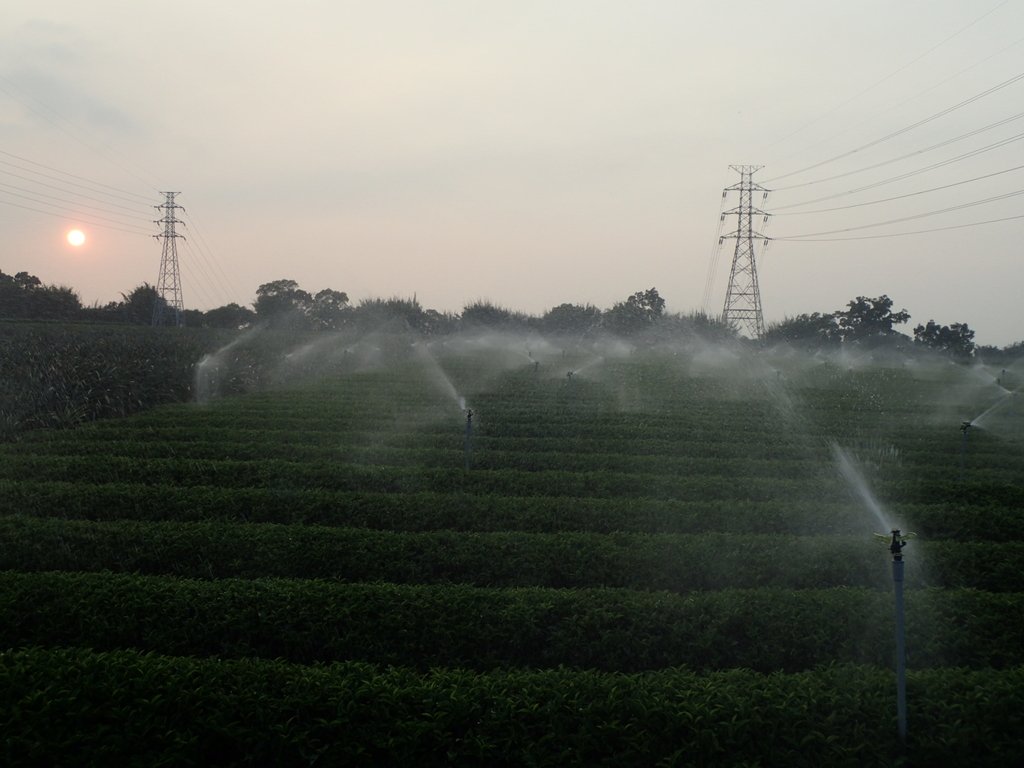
[{"xmin": 2, "ymin": 0, "xmax": 1023, "ymax": 344}]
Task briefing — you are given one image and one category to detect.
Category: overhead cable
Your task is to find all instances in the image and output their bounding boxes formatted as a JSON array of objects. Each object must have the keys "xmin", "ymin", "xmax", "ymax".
[
  {"xmin": 772, "ymin": 112, "xmax": 1024, "ymax": 195},
  {"xmin": 773, "ymin": 131, "xmax": 1024, "ymax": 208},
  {"xmin": 773, "ymin": 164, "xmax": 1024, "ymax": 215},
  {"xmin": 771, "ymin": 34, "xmax": 1024, "ymax": 167},
  {"xmin": 0, "ymin": 167, "xmax": 153, "ymax": 217},
  {"xmin": 763, "ymin": 69, "xmax": 1024, "ymax": 184},
  {"xmin": 0, "ymin": 196, "xmax": 154, "ymax": 236},
  {"xmin": 0, "ymin": 180, "xmax": 155, "ymax": 228},
  {"xmin": 774, "ymin": 188, "xmax": 1024, "ymax": 239},
  {"xmin": 773, "ymin": 213, "xmax": 1024, "ymax": 242},
  {"xmin": 0, "ymin": 74, "xmax": 162, "ymax": 192},
  {"xmin": 0, "ymin": 158, "xmax": 156, "ymax": 209},
  {"xmin": 763, "ymin": 0, "xmax": 1013, "ymax": 154},
  {"xmin": 0, "ymin": 149, "xmax": 154, "ymax": 203}
]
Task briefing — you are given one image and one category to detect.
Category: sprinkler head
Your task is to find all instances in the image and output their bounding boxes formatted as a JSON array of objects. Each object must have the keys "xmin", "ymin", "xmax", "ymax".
[
  {"xmin": 960, "ymin": 420, "xmax": 972, "ymax": 433},
  {"xmin": 889, "ymin": 529, "xmax": 908, "ymax": 560},
  {"xmin": 465, "ymin": 409, "xmax": 473, "ymax": 423},
  {"xmin": 567, "ymin": 371, "xmax": 575, "ymax": 379}
]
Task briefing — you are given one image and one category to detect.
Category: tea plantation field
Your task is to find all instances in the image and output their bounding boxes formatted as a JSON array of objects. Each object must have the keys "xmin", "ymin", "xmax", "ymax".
[{"xmin": 2, "ymin": 338, "xmax": 1022, "ymax": 766}]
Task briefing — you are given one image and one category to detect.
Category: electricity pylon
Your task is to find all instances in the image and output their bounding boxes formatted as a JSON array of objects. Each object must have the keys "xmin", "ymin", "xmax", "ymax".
[
  {"xmin": 721, "ymin": 165, "xmax": 769, "ymax": 339},
  {"xmin": 153, "ymin": 191, "xmax": 185, "ymax": 327}
]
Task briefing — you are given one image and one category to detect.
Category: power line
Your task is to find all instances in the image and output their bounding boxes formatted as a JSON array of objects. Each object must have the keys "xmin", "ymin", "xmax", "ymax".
[
  {"xmin": 772, "ymin": 131, "xmax": 1024, "ymax": 207},
  {"xmin": 0, "ymin": 74, "xmax": 163, "ymax": 192},
  {"xmin": 773, "ymin": 212, "xmax": 1024, "ymax": 242},
  {"xmin": 773, "ymin": 164, "xmax": 1024, "ymax": 215},
  {"xmin": 0, "ymin": 149, "xmax": 155, "ymax": 203},
  {"xmin": 700, "ymin": 190, "xmax": 729, "ymax": 314},
  {"xmin": 770, "ymin": 33, "xmax": 1024, "ymax": 168},
  {"xmin": 763, "ymin": 70, "xmax": 1024, "ymax": 184},
  {"xmin": 180, "ymin": 239, "xmax": 234, "ymax": 309},
  {"xmin": 774, "ymin": 187, "xmax": 1024, "ymax": 239},
  {"xmin": 0, "ymin": 158, "xmax": 156, "ymax": 209},
  {"xmin": 178, "ymin": 258, "xmax": 217, "ymax": 310},
  {"xmin": 0, "ymin": 180, "xmax": 155, "ymax": 229},
  {"xmin": 763, "ymin": 0, "xmax": 1013, "ymax": 155},
  {"xmin": 0, "ymin": 196, "xmax": 154, "ymax": 236},
  {"xmin": 0, "ymin": 165, "xmax": 154, "ymax": 216},
  {"xmin": 772, "ymin": 113, "xmax": 1024, "ymax": 195},
  {"xmin": 181, "ymin": 211, "xmax": 243, "ymax": 301}
]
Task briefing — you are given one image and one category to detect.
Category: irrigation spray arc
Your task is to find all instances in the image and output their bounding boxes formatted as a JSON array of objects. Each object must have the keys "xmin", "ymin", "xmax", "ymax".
[
  {"xmin": 833, "ymin": 442, "xmax": 914, "ymax": 744},
  {"xmin": 959, "ymin": 387, "xmax": 1020, "ymax": 476},
  {"xmin": 194, "ymin": 326, "xmax": 265, "ymax": 404}
]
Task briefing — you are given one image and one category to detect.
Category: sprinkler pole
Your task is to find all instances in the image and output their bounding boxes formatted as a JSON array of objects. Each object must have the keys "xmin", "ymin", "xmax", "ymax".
[
  {"xmin": 890, "ymin": 529, "xmax": 908, "ymax": 745},
  {"xmin": 959, "ymin": 421, "xmax": 972, "ymax": 479},
  {"xmin": 464, "ymin": 409, "xmax": 473, "ymax": 470}
]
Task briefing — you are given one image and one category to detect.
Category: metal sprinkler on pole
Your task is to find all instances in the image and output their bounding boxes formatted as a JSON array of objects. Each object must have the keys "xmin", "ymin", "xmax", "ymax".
[
  {"xmin": 889, "ymin": 529, "xmax": 910, "ymax": 745},
  {"xmin": 959, "ymin": 421, "xmax": 972, "ymax": 479},
  {"xmin": 464, "ymin": 409, "xmax": 474, "ymax": 470}
]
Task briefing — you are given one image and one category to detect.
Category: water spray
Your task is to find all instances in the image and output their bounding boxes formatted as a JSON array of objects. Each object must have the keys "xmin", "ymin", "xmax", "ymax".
[{"xmin": 464, "ymin": 408, "xmax": 474, "ymax": 470}]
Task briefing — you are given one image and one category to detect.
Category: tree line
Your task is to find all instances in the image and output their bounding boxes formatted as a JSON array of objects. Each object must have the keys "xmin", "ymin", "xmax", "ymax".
[
  {"xmin": 762, "ymin": 295, "xmax": 1013, "ymax": 360},
  {"xmin": 2, "ymin": 268, "xmax": 1020, "ymax": 359},
  {"xmin": 0, "ymin": 271, "xmax": 722, "ymax": 340}
]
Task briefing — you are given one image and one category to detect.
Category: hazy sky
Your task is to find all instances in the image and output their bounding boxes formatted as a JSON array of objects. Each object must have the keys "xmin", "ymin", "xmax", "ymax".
[{"xmin": 2, "ymin": 1, "xmax": 1023, "ymax": 344}]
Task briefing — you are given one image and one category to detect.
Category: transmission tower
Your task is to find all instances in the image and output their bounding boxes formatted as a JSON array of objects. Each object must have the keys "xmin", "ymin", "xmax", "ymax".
[
  {"xmin": 720, "ymin": 165, "xmax": 770, "ymax": 339},
  {"xmin": 153, "ymin": 191, "xmax": 185, "ymax": 327}
]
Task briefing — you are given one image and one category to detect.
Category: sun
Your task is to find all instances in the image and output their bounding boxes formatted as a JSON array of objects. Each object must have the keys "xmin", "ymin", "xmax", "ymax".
[{"xmin": 66, "ymin": 229, "xmax": 86, "ymax": 247}]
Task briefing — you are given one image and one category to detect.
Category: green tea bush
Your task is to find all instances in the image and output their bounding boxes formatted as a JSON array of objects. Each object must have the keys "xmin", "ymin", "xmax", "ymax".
[
  {"xmin": 2, "ymin": 648, "xmax": 1022, "ymax": 767},
  {"xmin": 1, "ymin": 572, "xmax": 1021, "ymax": 671}
]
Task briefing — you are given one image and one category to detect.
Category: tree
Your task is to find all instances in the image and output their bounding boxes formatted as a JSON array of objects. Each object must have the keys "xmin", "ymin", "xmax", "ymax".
[
  {"xmin": 119, "ymin": 284, "xmax": 162, "ymax": 325},
  {"xmin": 253, "ymin": 279, "xmax": 312, "ymax": 328},
  {"xmin": 352, "ymin": 296, "xmax": 426, "ymax": 331},
  {"xmin": 309, "ymin": 289, "xmax": 350, "ymax": 330},
  {"xmin": 602, "ymin": 288, "xmax": 665, "ymax": 336},
  {"xmin": 460, "ymin": 300, "xmax": 531, "ymax": 330},
  {"xmin": 914, "ymin": 320, "xmax": 975, "ymax": 359},
  {"xmin": 540, "ymin": 303, "xmax": 603, "ymax": 335},
  {"xmin": 419, "ymin": 308, "xmax": 459, "ymax": 336},
  {"xmin": 764, "ymin": 313, "xmax": 838, "ymax": 348},
  {"xmin": 204, "ymin": 303, "xmax": 256, "ymax": 329},
  {"xmin": 0, "ymin": 270, "xmax": 81, "ymax": 320},
  {"xmin": 833, "ymin": 295, "xmax": 910, "ymax": 344}
]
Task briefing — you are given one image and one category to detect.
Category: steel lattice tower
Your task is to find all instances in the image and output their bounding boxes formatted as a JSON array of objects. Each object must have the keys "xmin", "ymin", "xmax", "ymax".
[
  {"xmin": 153, "ymin": 191, "xmax": 185, "ymax": 327},
  {"xmin": 721, "ymin": 165, "xmax": 770, "ymax": 339}
]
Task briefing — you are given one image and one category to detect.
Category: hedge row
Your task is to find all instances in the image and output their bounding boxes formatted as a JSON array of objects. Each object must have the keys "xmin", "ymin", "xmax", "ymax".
[
  {"xmin": 55, "ymin": 421, "xmax": 996, "ymax": 466},
  {"xmin": 2, "ymin": 439, "xmax": 839, "ymax": 480},
  {"xmin": 3, "ymin": 648, "xmax": 1022, "ymax": 767},
  {"xmin": 1, "ymin": 572, "xmax": 1021, "ymax": 671},
  {"xmin": 4, "ymin": 453, "xmax": 1021, "ymax": 509},
  {"xmin": 0, "ymin": 454, "xmax": 842, "ymax": 499},
  {"xmin": 2, "ymin": 480, "xmax": 1017, "ymax": 540},
  {"xmin": 13, "ymin": 426, "xmax": 1017, "ymax": 469},
  {"xmin": 2, "ymin": 517, "xmax": 1021, "ymax": 592}
]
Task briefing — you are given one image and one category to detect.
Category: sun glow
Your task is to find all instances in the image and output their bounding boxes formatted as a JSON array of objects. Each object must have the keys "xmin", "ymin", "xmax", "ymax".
[{"xmin": 66, "ymin": 229, "xmax": 86, "ymax": 247}]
